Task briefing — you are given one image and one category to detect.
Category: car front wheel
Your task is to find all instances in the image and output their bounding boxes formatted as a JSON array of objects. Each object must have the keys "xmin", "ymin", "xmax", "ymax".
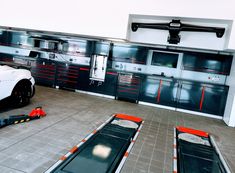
[{"xmin": 11, "ymin": 81, "xmax": 32, "ymax": 107}]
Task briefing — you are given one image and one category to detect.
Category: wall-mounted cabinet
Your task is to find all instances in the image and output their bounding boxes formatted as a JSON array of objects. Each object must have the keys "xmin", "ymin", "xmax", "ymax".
[
  {"xmin": 182, "ymin": 52, "xmax": 232, "ymax": 75},
  {"xmin": 0, "ymin": 30, "xmax": 33, "ymax": 47},
  {"xmin": 62, "ymin": 40, "xmax": 94, "ymax": 56},
  {"xmin": 151, "ymin": 51, "xmax": 179, "ymax": 68},
  {"xmin": 94, "ymin": 42, "xmax": 110, "ymax": 56},
  {"xmin": 112, "ymin": 44, "xmax": 148, "ymax": 64}
]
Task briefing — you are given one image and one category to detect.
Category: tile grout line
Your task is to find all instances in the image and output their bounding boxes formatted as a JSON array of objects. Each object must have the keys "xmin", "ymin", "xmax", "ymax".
[
  {"xmin": 163, "ymin": 116, "xmax": 170, "ymax": 172},
  {"xmin": 0, "ymin": 108, "xmax": 89, "ymax": 153},
  {"xmin": 0, "ymin": 163, "xmax": 27, "ymax": 173},
  {"xmin": 131, "ymin": 113, "xmax": 154, "ymax": 173},
  {"xmin": 147, "ymin": 114, "xmax": 161, "ymax": 172}
]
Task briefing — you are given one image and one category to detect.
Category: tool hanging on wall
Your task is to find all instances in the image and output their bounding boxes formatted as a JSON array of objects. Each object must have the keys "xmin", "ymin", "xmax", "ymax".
[
  {"xmin": 131, "ymin": 19, "xmax": 225, "ymax": 44},
  {"xmin": 0, "ymin": 107, "xmax": 46, "ymax": 128}
]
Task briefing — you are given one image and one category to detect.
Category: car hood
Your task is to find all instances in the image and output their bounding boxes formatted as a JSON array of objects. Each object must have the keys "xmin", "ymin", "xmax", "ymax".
[{"xmin": 0, "ymin": 65, "xmax": 15, "ymax": 71}]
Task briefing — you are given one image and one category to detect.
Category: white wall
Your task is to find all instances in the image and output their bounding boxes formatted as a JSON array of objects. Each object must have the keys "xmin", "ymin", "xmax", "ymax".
[
  {"xmin": 1, "ymin": 0, "xmax": 235, "ymax": 50},
  {"xmin": 224, "ymin": 55, "xmax": 235, "ymax": 127}
]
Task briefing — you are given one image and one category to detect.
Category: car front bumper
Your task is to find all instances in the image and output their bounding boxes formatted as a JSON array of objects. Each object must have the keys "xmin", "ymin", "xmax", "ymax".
[{"xmin": 30, "ymin": 77, "xmax": 35, "ymax": 97}]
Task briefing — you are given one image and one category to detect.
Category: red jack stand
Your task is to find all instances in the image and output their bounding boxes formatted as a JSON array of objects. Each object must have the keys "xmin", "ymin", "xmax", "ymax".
[
  {"xmin": 29, "ymin": 106, "xmax": 46, "ymax": 118},
  {"xmin": 0, "ymin": 107, "xmax": 46, "ymax": 128}
]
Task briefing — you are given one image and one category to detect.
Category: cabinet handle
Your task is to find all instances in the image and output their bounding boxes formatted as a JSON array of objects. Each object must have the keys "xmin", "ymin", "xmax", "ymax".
[
  {"xmin": 199, "ymin": 86, "xmax": 205, "ymax": 110},
  {"xmin": 156, "ymin": 79, "xmax": 162, "ymax": 103}
]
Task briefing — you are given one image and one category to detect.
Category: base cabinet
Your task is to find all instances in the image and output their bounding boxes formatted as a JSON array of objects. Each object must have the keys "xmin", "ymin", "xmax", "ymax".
[
  {"xmin": 140, "ymin": 76, "xmax": 178, "ymax": 107},
  {"xmin": 77, "ymin": 68, "xmax": 117, "ymax": 96},
  {"xmin": 202, "ymin": 85, "xmax": 228, "ymax": 115},
  {"xmin": 116, "ymin": 73, "xmax": 142, "ymax": 103},
  {"xmin": 55, "ymin": 63, "xmax": 79, "ymax": 90},
  {"xmin": 31, "ymin": 59, "xmax": 56, "ymax": 87},
  {"xmin": 177, "ymin": 82, "xmax": 203, "ymax": 112},
  {"xmin": 31, "ymin": 61, "xmax": 228, "ymax": 117},
  {"xmin": 140, "ymin": 76, "xmax": 228, "ymax": 117}
]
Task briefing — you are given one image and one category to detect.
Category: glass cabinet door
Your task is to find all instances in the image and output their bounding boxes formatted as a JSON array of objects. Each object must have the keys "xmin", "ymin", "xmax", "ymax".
[
  {"xmin": 182, "ymin": 52, "xmax": 232, "ymax": 75},
  {"xmin": 158, "ymin": 80, "xmax": 178, "ymax": 107},
  {"xmin": 112, "ymin": 44, "xmax": 148, "ymax": 64},
  {"xmin": 88, "ymin": 71, "xmax": 118, "ymax": 96},
  {"xmin": 202, "ymin": 85, "xmax": 228, "ymax": 116},
  {"xmin": 177, "ymin": 82, "xmax": 203, "ymax": 112},
  {"xmin": 140, "ymin": 76, "xmax": 178, "ymax": 107},
  {"xmin": 139, "ymin": 76, "xmax": 160, "ymax": 104}
]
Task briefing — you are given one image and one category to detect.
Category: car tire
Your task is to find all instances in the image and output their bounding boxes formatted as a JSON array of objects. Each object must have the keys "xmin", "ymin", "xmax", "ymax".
[{"xmin": 11, "ymin": 81, "xmax": 32, "ymax": 107}]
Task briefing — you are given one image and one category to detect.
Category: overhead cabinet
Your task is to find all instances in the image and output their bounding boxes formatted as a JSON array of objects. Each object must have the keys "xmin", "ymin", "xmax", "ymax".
[
  {"xmin": 151, "ymin": 51, "xmax": 179, "ymax": 68},
  {"xmin": 62, "ymin": 40, "xmax": 94, "ymax": 56},
  {"xmin": 112, "ymin": 44, "xmax": 148, "ymax": 64},
  {"xmin": 182, "ymin": 52, "xmax": 232, "ymax": 75}
]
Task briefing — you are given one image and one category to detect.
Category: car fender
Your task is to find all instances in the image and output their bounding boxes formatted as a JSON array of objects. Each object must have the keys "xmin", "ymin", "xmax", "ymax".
[{"xmin": 0, "ymin": 69, "xmax": 34, "ymax": 100}]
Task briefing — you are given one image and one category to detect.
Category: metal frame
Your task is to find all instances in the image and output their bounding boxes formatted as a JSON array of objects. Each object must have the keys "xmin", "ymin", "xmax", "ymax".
[{"xmin": 45, "ymin": 114, "xmax": 144, "ymax": 173}]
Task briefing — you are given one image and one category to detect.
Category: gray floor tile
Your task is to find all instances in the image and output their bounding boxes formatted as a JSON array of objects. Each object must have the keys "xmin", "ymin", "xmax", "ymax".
[{"xmin": 0, "ymin": 85, "xmax": 234, "ymax": 173}]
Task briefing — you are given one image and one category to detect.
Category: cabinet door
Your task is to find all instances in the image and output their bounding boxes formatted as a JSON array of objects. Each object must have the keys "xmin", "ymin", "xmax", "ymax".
[
  {"xmin": 86, "ymin": 71, "xmax": 118, "ymax": 96},
  {"xmin": 0, "ymin": 53, "xmax": 14, "ymax": 62},
  {"xmin": 112, "ymin": 44, "xmax": 148, "ymax": 64},
  {"xmin": 77, "ymin": 67, "xmax": 91, "ymax": 91},
  {"xmin": 55, "ymin": 63, "xmax": 79, "ymax": 90},
  {"xmin": 158, "ymin": 80, "xmax": 178, "ymax": 107},
  {"xmin": 31, "ymin": 58, "xmax": 56, "ymax": 87},
  {"xmin": 182, "ymin": 52, "xmax": 232, "ymax": 75},
  {"xmin": 100, "ymin": 72, "xmax": 118, "ymax": 96},
  {"xmin": 140, "ymin": 76, "xmax": 178, "ymax": 107},
  {"xmin": 77, "ymin": 68, "xmax": 118, "ymax": 96},
  {"xmin": 202, "ymin": 85, "xmax": 228, "ymax": 116},
  {"xmin": 177, "ymin": 82, "xmax": 203, "ymax": 112},
  {"xmin": 139, "ymin": 76, "xmax": 160, "ymax": 104}
]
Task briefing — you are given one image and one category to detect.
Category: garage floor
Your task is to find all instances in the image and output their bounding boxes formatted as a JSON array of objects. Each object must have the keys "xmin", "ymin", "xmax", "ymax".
[{"xmin": 0, "ymin": 85, "xmax": 235, "ymax": 173}]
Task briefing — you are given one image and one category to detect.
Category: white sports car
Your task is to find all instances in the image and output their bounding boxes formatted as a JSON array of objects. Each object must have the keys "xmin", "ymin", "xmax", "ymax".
[{"xmin": 0, "ymin": 65, "xmax": 35, "ymax": 107}]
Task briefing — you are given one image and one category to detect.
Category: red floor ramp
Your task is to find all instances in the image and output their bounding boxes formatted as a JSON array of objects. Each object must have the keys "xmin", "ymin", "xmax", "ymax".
[
  {"xmin": 45, "ymin": 113, "xmax": 144, "ymax": 173},
  {"xmin": 173, "ymin": 126, "xmax": 231, "ymax": 173}
]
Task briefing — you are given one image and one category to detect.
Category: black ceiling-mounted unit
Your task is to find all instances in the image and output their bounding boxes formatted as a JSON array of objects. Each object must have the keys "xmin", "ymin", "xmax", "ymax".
[{"xmin": 131, "ymin": 20, "xmax": 225, "ymax": 44}]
